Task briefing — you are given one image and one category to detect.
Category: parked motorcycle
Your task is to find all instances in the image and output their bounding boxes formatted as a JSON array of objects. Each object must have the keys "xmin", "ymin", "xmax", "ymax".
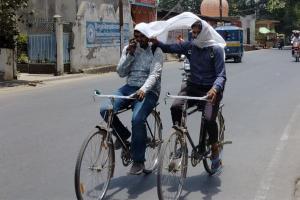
[
  {"xmin": 292, "ymin": 41, "xmax": 300, "ymax": 62},
  {"xmin": 277, "ymin": 39, "xmax": 284, "ymax": 50},
  {"xmin": 180, "ymin": 58, "xmax": 191, "ymax": 81}
]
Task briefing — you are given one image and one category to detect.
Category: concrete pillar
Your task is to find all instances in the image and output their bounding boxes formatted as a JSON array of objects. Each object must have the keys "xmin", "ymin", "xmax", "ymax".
[
  {"xmin": 54, "ymin": 14, "xmax": 64, "ymax": 75},
  {"xmin": 0, "ymin": 48, "xmax": 15, "ymax": 81},
  {"xmin": 119, "ymin": 0, "xmax": 124, "ymax": 57}
]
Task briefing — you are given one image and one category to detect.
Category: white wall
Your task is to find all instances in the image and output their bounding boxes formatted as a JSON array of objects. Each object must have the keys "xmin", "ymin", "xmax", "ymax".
[
  {"xmin": 71, "ymin": 1, "xmax": 133, "ymax": 72},
  {"xmin": 0, "ymin": 49, "xmax": 15, "ymax": 81},
  {"xmin": 240, "ymin": 14, "xmax": 256, "ymax": 45},
  {"xmin": 25, "ymin": 0, "xmax": 112, "ymax": 22}
]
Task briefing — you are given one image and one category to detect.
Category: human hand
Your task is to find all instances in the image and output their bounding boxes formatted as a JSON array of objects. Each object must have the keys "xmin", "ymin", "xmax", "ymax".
[
  {"xmin": 207, "ymin": 87, "xmax": 217, "ymax": 105},
  {"xmin": 135, "ymin": 90, "xmax": 145, "ymax": 101},
  {"xmin": 126, "ymin": 38, "xmax": 137, "ymax": 55}
]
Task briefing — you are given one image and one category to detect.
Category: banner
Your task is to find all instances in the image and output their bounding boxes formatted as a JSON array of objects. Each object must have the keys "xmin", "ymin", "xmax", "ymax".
[{"xmin": 86, "ymin": 21, "xmax": 129, "ymax": 48}]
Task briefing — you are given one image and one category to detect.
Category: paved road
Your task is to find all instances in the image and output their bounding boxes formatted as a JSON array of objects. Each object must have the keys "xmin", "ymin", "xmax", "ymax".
[{"xmin": 1, "ymin": 49, "xmax": 300, "ymax": 200}]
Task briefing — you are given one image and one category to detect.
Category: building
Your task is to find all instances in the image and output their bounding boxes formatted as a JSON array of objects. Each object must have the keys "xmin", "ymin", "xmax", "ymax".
[
  {"xmin": 17, "ymin": 0, "xmax": 142, "ymax": 74},
  {"xmin": 130, "ymin": 0, "xmax": 157, "ymax": 24}
]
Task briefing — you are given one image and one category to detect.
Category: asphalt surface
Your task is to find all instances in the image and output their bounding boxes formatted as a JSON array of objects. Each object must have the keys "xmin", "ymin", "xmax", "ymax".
[{"xmin": 1, "ymin": 49, "xmax": 300, "ymax": 200}]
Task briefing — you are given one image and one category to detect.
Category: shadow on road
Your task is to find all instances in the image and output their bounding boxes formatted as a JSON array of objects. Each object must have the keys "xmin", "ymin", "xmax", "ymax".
[
  {"xmin": 104, "ymin": 173, "xmax": 157, "ymax": 200},
  {"xmin": 180, "ymin": 171, "xmax": 221, "ymax": 200},
  {"xmin": 0, "ymin": 80, "xmax": 43, "ymax": 88}
]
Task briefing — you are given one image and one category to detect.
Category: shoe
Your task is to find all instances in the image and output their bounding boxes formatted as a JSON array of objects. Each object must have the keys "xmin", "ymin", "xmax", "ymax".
[
  {"xmin": 114, "ymin": 139, "xmax": 129, "ymax": 150},
  {"xmin": 211, "ymin": 157, "xmax": 222, "ymax": 174},
  {"xmin": 129, "ymin": 162, "xmax": 145, "ymax": 175}
]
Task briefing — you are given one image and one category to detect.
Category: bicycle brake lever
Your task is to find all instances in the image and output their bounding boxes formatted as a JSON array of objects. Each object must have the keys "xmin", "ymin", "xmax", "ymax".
[
  {"xmin": 94, "ymin": 89, "xmax": 101, "ymax": 95},
  {"xmin": 128, "ymin": 93, "xmax": 137, "ymax": 99}
]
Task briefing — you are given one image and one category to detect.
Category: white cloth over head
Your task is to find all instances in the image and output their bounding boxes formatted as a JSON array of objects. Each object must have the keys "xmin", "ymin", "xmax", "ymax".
[{"xmin": 134, "ymin": 12, "xmax": 226, "ymax": 49}]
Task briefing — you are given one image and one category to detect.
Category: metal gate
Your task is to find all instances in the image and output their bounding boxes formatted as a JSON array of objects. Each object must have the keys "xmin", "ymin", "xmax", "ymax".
[{"xmin": 28, "ymin": 33, "xmax": 70, "ymax": 64}]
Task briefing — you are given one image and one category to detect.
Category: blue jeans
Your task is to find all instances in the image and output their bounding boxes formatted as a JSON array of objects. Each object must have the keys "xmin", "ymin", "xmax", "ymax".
[{"xmin": 100, "ymin": 84, "xmax": 159, "ymax": 162}]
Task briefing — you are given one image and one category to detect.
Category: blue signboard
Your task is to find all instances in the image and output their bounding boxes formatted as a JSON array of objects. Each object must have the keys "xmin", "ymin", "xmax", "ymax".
[{"xmin": 86, "ymin": 21, "xmax": 130, "ymax": 48}]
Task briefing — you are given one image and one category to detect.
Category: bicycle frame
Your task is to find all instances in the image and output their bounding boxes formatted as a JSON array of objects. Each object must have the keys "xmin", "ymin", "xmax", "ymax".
[
  {"xmin": 94, "ymin": 91, "xmax": 135, "ymax": 152},
  {"xmin": 166, "ymin": 93, "xmax": 211, "ymax": 159},
  {"xmin": 94, "ymin": 90, "xmax": 161, "ymax": 158}
]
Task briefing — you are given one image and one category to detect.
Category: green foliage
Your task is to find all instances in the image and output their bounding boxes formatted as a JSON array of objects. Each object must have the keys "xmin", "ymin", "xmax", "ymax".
[
  {"xmin": 228, "ymin": 0, "xmax": 300, "ymax": 35},
  {"xmin": 17, "ymin": 34, "xmax": 28, "ymax": 45},
  {"xmin": 17, "ymin": 53, "xmax": 29, "ymax": 64},
  {"xmin": 266, "ymin": 0, "xmax": 286, "ymax": 12},
  {"xmin": 0, "ymin": 0, "xmax": 28, "ymax": 49},
  {"xmin": 158, "ymin": 0, "xmax": 300, "ymax": 35}
]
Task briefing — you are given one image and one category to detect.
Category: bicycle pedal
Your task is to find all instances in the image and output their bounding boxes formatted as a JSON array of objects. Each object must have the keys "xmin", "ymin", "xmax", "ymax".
[
  {"xmin": 143, "ymin": 169, "xmax": 153, "ymax": 175},
  {"xmin": 220, "ymin": 141, "xmax": 232, "ymax": 145}
]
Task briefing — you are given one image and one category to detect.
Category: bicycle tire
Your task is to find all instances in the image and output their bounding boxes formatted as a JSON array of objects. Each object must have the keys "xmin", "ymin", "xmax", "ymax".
[
  {"xmin": 74, "ymin": 129, "xmax": 115, "ymax": 200},
  {"xmin": 157, "ymin": 130, "xmax": 188, "ymax": 200},
  {"xmin": 203, "ymin": 110, "xmax": 225, "ymax": 175},
  {"xmin": 144, "ymin": 110, "xmax": 163, "ymax": 173}
]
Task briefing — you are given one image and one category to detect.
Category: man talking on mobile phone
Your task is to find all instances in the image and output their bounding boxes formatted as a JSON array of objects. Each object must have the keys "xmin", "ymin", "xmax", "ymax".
[{"xmin": 100, "ymin": 28, "xmax": 164, "ymax": 175}]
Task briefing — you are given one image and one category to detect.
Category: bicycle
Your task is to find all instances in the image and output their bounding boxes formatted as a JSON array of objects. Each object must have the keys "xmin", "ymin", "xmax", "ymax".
[
  {"xmin": 157, "ymin": 93, "xmax": 231, "ymax": 200},
  {"xmin": 74, "ymin": 90, "xmax": 163, "ymax": 200}
]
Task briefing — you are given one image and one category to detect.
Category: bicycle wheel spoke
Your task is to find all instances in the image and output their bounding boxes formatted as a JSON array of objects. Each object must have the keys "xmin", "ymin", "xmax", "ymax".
[
  {"xmin": 157, "ymin": 131, "xmax": 187, "ymax": 200},
  {"xmin": 75, "ymin": 130, "xmax": 114, "ymax": 200},
  {"xmin": 144, "ymin": 111, "xmax": 162, "ymax": 171}
]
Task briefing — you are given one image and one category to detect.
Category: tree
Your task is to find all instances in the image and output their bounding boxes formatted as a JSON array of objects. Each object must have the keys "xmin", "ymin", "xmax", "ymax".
[
  {"xmin": 0, "ymin": 0, "xmax": 28, "ymax": 49},
  {"xmin": 228, "ymin": 0, "xmax": 300, "ymax": 35}
]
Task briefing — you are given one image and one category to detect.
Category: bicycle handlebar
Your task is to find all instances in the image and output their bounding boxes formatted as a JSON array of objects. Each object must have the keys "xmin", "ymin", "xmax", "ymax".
[
  {"xmin": 93, "ymin": 90, "xmax": 136, "ymax": 100},
  {"xmin": 165, "ymin": 92, "xmax": 208, "ymax": 101}
]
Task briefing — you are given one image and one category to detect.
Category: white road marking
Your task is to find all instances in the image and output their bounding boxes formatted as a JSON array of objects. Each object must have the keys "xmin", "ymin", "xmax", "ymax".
[{"xmin": 254, "ymin": 105, "xmax": 300, "ymax": 200}]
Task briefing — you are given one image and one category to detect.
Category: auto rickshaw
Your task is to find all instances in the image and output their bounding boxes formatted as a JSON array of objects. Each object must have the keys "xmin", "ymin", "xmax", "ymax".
[{"xmin": 215, "ymin": 25, "xmax": 243, "ymax": 63}]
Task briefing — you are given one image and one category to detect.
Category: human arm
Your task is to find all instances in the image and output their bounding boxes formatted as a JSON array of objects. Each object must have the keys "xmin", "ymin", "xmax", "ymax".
[
  {"xmin": 151, "ymin": 38, "xmax": 189, "ymax": 55},
  {"xmin": 137, "ymin": 47, "xmax": 164, "ymax": 100},
  {"xmin": 116, "ymin": 45, "xmax": 135, "ymax": 77},
  {"xmin": 207, "ymin": 46, "xmax": 226, "ymax": 104}
]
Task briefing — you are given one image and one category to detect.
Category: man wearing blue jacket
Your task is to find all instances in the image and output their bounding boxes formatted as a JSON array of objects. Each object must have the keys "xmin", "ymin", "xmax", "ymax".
[{"xmin": 152, "ymin": 20, "xmax": 226, "ymax": 173}]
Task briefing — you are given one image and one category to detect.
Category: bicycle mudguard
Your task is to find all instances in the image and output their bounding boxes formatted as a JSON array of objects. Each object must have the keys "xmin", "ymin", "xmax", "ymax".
[
  {"xmin": 172, "ymin": 125, "xmax": 185, "ymax": 133},
  {"xmin": 95, "ymin": 125, "xmax": 107, "ymax": 132}
]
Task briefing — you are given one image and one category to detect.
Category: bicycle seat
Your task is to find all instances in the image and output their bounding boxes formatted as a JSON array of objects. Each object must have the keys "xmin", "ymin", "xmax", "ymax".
[
  {"xmin": 116, "ymin": 105, "xmax": 132, "ymax": 115},
  {"xmin": 187, "ymin": 104, "xmax": 204, "ymax": 115},
  {"xmin": 115, "ymin": 102, "xmax": 160, "ymax": 115}
]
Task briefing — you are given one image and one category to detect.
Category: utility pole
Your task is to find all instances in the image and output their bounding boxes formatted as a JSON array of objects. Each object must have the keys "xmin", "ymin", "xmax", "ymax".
[
  {"xmin": 119, "ymin": 0, "xmax": 124, "ymax": 57},
  {"xmin": 75, "ymin": 0, "xmax": 78, "ymax": 14},
  {"xmin": 219, "ymin": 0, "xmax": 223, "ymax": 22}
]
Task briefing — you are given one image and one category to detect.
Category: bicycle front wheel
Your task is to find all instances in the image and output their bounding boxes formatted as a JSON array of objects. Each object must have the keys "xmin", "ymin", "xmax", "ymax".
[
  {"xmin": 74, "ymin": 129, "xmax": 115, "ymax": 200},
  {"xmin": 157, "ymin": 130, "xmax": 188, "ymax": 200},
  {"xmin": 144, "ymin": 110, "xmax": 163, "ymax": 172}
]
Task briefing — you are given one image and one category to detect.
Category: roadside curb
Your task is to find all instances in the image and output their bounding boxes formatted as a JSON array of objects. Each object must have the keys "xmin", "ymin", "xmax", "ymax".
[
  {"xmin": 80, "ymin": 65, "xmax": 116, "ymax": 74},
  {"xmin": 0, "ymin": 56, "xmax": 179, "ymax": 89},
  {"xmin": 295, "ymin": 178, "xmax": 300, "ymax": 200}
]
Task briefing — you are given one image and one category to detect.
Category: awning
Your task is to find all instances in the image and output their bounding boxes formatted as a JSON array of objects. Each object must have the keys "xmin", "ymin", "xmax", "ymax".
[{"xmin": 259, "ymin": 27, "xmax": 271, "ymax": 34}]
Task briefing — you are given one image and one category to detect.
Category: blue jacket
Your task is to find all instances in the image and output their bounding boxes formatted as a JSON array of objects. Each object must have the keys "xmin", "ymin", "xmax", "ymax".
[{"xmin": 157, "ymin": 41, "xmax": 226, "ymax": 92}]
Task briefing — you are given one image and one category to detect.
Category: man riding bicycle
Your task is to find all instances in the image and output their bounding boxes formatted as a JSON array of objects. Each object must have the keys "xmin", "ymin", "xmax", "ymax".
[
  {"xmin": 152, "ymin": 20, "xmax": 226, "ymax": 173},
  {"xmin": 100, "ymin": 27, "xmax": 164, "ymax": 175}
]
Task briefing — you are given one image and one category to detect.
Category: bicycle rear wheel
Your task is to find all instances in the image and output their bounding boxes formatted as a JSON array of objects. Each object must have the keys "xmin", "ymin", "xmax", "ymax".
[
  {"xmin": 157, "ymin": 130, "xmax": 188, "ymax": 200},
  {"xmin": 203, "ymin": 110, "xmax": 225, "ymax": 175},
  {"xmin": 144, "ymin": 110, "xmax": 163, "ymax": 172},
  {"xmin": 75, "ymin": 129, "xmax": 115, "ymax": 200}
]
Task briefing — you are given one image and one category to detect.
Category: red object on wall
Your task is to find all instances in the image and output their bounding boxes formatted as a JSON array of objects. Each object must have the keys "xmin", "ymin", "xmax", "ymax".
[
  {"xmin": 231, "ymin": 20, "xmax": 242, "ymax": 27},
  {"xmin": 135, "ymin": 0, "xmax": 156, "ymax": 7},
  {"xmin": 131, "ymin": 5, "xmax": 156, "ymax": 23}
]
